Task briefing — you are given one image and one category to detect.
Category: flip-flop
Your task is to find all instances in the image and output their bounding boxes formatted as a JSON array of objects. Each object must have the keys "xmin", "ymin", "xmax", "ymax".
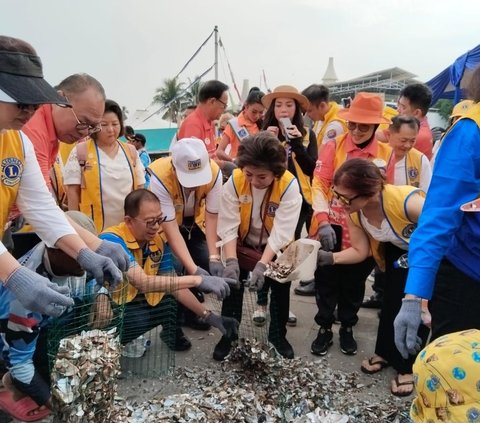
[
  {"xmin": 360, "ymin": 356, "xmax": 390, "ymax": 375},
  {"xmin": 0, "ymin": 391, "xmax": 50, "ymax": 422},
  {"xmin": 390, "ymin": 375, "xmax": 414, "ymax": 397}
]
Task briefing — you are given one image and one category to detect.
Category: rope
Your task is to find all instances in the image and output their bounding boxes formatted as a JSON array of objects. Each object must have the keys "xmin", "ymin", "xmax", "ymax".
[{"xmin": 219, "ymin": 37, "xmax": 243, "ymax": 103}]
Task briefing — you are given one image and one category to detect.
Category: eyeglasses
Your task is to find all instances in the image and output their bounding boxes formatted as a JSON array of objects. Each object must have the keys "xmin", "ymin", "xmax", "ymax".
[
  {"xmin": 133, "ymin": 215, "xmax": 167, "ymax": 228},
  {"xmin": 215, "ymin": 98, "xmax": 228, "ymax": 109},
  {"xmin": 17, "ymin": 104, "xmax": 40, "ymax": 112},
  {"xmin": 64, "ymin": 96, "xmax": 102, "ymax": 135},
  {"xmin": 347, "ymin": 122, "xmax": 372, "ymax": 133},
  {"xmin": 331, "ymin": 187, "xmax": 361, "ymax": 206}
]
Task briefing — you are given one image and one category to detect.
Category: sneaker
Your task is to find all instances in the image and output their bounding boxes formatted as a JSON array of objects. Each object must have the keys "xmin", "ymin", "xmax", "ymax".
[
  {"xmin": 310, "ymin": 327, "xmax": 333, "ymax": 356},
  {"xmin": 252, "ymin": 308, "xmax": 267, "ymax": 327},
  {"xmin": 339, "ymin": 326, "xmax": 357, "ymax": 355},
  {"xmin": 287, "ymin": 311, "xmax": 297, "ymax": 327},
  {"xmin": 271, "ymin": 337, "xmax": 294, "ymax": 359},
  {"xmin": 213, "ymin": 335, "xmax": 233, "ymax": 361},
  {"xmin": 361, "ymin": 293, "xmax": 383, "ymax": 309}
]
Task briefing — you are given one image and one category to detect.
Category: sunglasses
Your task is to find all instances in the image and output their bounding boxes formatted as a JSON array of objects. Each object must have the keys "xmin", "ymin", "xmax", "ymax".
[
  {"xmin": 133, "ymin": 215, "xmax": 167, "ymax": 228},
  {"xmin": 347, "ymin": 122, "xmax": 372, "ymax": 133},
  {"xmin": 331, "ymin": 187, "xmax": 361, "ymax": 206}
]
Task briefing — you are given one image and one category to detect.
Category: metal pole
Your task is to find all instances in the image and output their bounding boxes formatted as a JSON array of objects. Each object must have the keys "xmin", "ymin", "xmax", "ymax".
[{"xmin": 214, "ymin": 25, "xmax": 218, "ymax": 80}]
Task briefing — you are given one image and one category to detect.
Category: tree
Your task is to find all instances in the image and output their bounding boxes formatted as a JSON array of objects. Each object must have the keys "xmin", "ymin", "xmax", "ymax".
[
  {"xmin": 152, "ymin": 77, "xmax": 185, "ymax": 123},
  {"xmin": 432, "ymin": 99, "xmax": 454, "ymax": 122},
  {"xmin": 184, "ymin": 76, "xmax": 201, "ymax": 106}
]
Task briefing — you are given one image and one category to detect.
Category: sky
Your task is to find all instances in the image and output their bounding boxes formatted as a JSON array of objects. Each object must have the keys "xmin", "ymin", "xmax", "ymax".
[{"xmin": 1, "ymin": 0, "xmax": 478, "ymax": 118}]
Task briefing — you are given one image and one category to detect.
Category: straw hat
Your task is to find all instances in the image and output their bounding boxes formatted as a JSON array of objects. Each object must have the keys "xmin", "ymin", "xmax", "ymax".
[
  {"xmin": 337, "ymin": 92, "xmax": 391, "ymax": 125},
  {"xmin": 262, "ymin": 85, "xmax": 310, "ymax": 112}
]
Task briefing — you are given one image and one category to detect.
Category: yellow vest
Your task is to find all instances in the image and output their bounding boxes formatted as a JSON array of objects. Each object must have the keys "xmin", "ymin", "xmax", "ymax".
[
  {"xmin": 401, "ymin": 148, "xmax": 424, "ymax": 188},
  {"xmin": 313, "ymin": 102, "xmax": 347, "ymax": 147},
  {"xmin": 102, "ymin": 222, "xmax": 166, "ymax": 306},
  {"xmin": 78, "ymin": 138, "xmax": 139, "ymax": 233},
  {"xmin": 232, "ymin": 168, "xmax": 296, "ymax": 241},
  {"xmin": 148, "ymin": 157, "xmax": 220, "ymax": 232},
  {"xmin": 282, "ymin": 129, "xmax": 313, "ymax": 205},
  {"xmin": 0, "ymin": 130, "xmax": 25, "ymax": 239},
  {"xmin": 50, "ymin": 154, "xmax": 66, "ymax": 207},
  {"xmin": 350, "ymin": 184, "xmax": 425, "ymax": 271}
]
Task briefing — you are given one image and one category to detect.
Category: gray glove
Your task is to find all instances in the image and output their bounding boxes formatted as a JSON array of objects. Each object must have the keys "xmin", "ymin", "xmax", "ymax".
[
  {"xmin": 198, "ymin": 275, "xmax": 236, "ymax": 299},
  {"xmin": 209, "ymin": 260, "xmax": 225, "ymax": 277},
  {"xmin": 317, "ymin": 250, "xmax": 334, "ymax": 266},
  {"xmin": 95, "ymin": 240, "xmax": 129, "ymax": 272},
  {"xmin": 318, "ymin": 224, "xmax": 337, "ymax": 251},
  {"xmin": 205, "ymin": 312, "xmax": 239, "ymax": 338},
  {"xmin": 194, "ymin": 266, "xmax": 211, "ymax": 277},
  {"xmin": 223, "ymin": 258, "xmax": 240, "ymax": 286},
  {"xmin": 394, "ymin": 298, "xmax": 423, "ymax": 359},
  {"xmin": 77, "ymin": 248, "xmax": 122, "ymax": 287},
  {"xmin": 248, "ymin": 262, "xmax": 267, "ymax": 291},
  {"xmin": 5, "ymin": 266, "xmax": 74, "ymax": 317}
]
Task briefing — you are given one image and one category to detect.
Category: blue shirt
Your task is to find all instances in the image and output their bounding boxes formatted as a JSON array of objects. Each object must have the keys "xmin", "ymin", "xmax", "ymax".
[
  {"xmin": 138, "ymin": 148, "xmax": 151, "ymax": 188},
  {"xmin": 405, "ymin": 118, "xmax": 480, "ymax": 299}
]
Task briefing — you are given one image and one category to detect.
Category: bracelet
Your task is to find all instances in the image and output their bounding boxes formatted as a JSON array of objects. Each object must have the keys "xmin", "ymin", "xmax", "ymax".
[{"xmin": 209, "ymin": 254, "xmax": 221, "ymax": 261}]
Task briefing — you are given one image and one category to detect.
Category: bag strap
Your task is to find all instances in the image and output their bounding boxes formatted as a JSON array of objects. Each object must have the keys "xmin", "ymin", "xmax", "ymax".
[
  {"xmin": 257, "ymin": 184, "xmax": 273, "ymax": 250},
  {"xmin": 76, "ymin": 139, "xmax": 88, "ymax": 189}
]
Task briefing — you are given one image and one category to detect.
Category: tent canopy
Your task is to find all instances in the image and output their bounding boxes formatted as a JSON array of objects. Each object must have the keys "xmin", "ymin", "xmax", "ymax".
[{"xmin": 427, "ymin": 44, "xmax": 480, "ymax": 104}]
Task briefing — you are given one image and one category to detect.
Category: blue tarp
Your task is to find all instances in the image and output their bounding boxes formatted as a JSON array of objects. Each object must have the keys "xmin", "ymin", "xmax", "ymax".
[{"xmin": 427, "ymin": 44, "xmax": 480, "ymax": 104}]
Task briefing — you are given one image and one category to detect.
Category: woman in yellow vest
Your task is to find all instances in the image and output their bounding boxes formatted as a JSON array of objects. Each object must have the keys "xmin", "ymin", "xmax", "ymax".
[
  {"xmin": 316, "ymin": 158, "xmax": 430, "ymax": 397},
  {"xmin": 215, "ymin": 131, "xmax": 302, "ymax": 361},
  {"xmin": 64, "ymin": 99, "xmax": 145, "ymax": 233}
]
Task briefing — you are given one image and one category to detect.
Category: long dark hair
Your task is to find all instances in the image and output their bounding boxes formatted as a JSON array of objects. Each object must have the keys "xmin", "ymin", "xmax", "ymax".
[{"xmin": 262, "ymin": 98, "xmax": 306, "ymax": 139}]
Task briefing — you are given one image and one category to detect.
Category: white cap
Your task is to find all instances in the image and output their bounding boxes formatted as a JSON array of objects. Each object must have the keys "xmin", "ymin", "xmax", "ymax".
[{"xmin": 171, "ymin": 138, "xmax": 212, "ymax": 187}]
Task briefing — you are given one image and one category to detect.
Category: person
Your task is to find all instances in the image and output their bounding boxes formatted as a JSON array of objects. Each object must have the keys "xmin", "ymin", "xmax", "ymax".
[
  {"xmin": 410, "ymin": 329, "xmax": 480, "ymax": 423},
  {"xmin": 260, "ymin": 85, "xmax": 317, "ymax": 300},
  {"xmin": 177, "ymin": 80, "xmax": 229, "ymax": 161},
  {"xmin": 387, "ymin": 115, "xmax": 432, "ymax": 192},
  {"xmin": 309, "ymin": 92, "xmax": 394, "ymax": 357},
  {"xmin": 397, "ymin": 83, "xmax": 433, "ymax": 160},
  {"xmin": 394, "ymin": 67, "xmax": 480, "ymax": 361},
  {"xmin": 316, "ymin": 159, "xmax": 429, "ymax": 396},
  {"xmin": 216, "ymin": 88, "xmax": 265, "ymax": 163},
  {"xmin": 0, "ymin": 36, "xmax": 126, "ymax": 318},
  {"xmin": 301, "ymin": 84, "xmax": 347, "ymax": 148},
  {"xmin": 99, "ymin": 189, "xmax": 238, "ymax": 351},
  {"xmin": 129, "ymin": 133, "xmax": 151, "ymax": 188},
  {"xmin": 148, "ymin": 138, "xmax": 223, "ymax": 330},
  {"xmin": 124, "ymin": 125, "xmax": 135, "ymax": 142},
  {"xmin": 214, "ymin": 131, "xmax": 302, "ymax": 360},
  {"xmin": 64, "ymin": 99, "xmax": 145, "ymax": 233}
]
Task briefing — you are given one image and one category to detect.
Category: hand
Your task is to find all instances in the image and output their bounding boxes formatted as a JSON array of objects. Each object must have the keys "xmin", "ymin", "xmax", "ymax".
[
  {"xmin": 285, "ymin": 124, "xmax": 302, "ymax": 139},
  {"xmin": 223, "ymin": 258, "xmax": 240, "ymax": 285},
  {"xmin": 77, "ymin": 248, "xmax": 122, "ymax": 287},
  {"xmin": 95, "ymin": 240, "xmax": 129, "ymax": 272},
  {"xmin": 194, "ymin": 266, "xmax": 211, "ymax": 277},
  {"xmin": 89, "ymin": 294, "xmax": 113, "ymax": 329},
  {"xmin": 198, "ymin": 275, "xmax": 236, "ymax": 299},
  {"xmin": 5, "ymin": 266, "xmax": 74, "ymax": 317},
  {"xmin": 205, "ymin": 312, "xmax": 239, "ymax": 338},
  {"xmin": 318, "ymin": 224, "xmax": 337, "ymax": 251},
  {"xmin": 266, "ymin": 126, "xmax": 279, "ymax": 138},
  {"xmin": 209, "ymin": 259, "xmax": 224, "ymax": 277},
  {"xmin": 248, "ymin": 262, "xmax": 267, "ymax": 291},
  {"xmin": 317, "ymin": 250, "xmax": 334, "ymax": 266},
  {"xmin": 394, "ymin": 298, "xmax": 423, "ymax": 359}
]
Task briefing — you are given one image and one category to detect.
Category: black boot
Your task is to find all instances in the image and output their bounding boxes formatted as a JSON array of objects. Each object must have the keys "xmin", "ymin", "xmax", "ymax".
[
  {"xmin": 310, "ymin": 327, "xmax": 333, "ymax": 356},
  {"xmin": 213, "ymin": 335, "xmax": 233, "ymax": 361}
]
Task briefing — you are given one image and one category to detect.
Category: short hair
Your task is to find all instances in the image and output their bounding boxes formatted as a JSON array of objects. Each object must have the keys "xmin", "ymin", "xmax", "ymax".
[
  {"xmin": 125, "ymin": 125, "xmax": 135, "ymax": 137},
  {"xmin": 236, "ymin": 131, "xmax": 287, "ymax": 178},
  {"xmin": 301, "ymin": 84, "xmax": 330, "ymax": 106},
  {"xmin": 185, "ymin": 104, "xmax": 197, "ymax": 110},
  {"xmin": 124, "ymin": 189, "xmax": 160, "ymax": 218},
  {"xmin": 389, "ymin": 115, "xmax": 420, "ymax": 133},
  {"xmin": 399, "ymin": 83, "xmax": 432, "ymax": 116},
  {"xmin": 244, "ymin": 88, "xmax": 264, "ymax": 106},
  {"xmin": 133, "ymin": 133, "xmax": 146, "ymax": 146},
  {"xmin": 92, "ymin": 99, "xmax": 124, "ymax": 140},
  {"xmin": 56, "ymin": 73, "xmax": 106, "ymax": 100},
  {"xmin": 468, "ymin": 66, "xmax": 480, "ymax": 103},
  {"xmin": 0, "ymin": 36, "xmax": 36, "ymax": 54},
  {"xmin": 198, "ymin": 80, "xmax": 229, "ymax": 103},
  {"xmin": 333, "ymin": 158, "xmax": 385, "ymax": 197}
]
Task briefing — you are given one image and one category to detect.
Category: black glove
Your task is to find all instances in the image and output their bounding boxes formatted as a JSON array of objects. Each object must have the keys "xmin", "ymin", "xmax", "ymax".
[
  {"xmin": 205, "ymin": 313, "xmax": 239, "ymax": 338},
  {"xmin": 317, "ymin": 250, "xmax": 334, "ymax": 266}
]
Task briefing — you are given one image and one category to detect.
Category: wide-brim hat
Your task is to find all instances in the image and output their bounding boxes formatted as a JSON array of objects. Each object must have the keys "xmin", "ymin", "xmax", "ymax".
[
  {"xmin": 262, "ymin": 85, "xmax": 310, "ymax": 112},
  {"xmin": 0, "ymin": 51, "xmax": 70, "ymax": 106},
  {"xmin": 337, "ymin": 92, "xmax": 391, "ymax": 125},
  {"xmin": 172, "ymin": 138, "xmax": 212, "ymax": 188}
]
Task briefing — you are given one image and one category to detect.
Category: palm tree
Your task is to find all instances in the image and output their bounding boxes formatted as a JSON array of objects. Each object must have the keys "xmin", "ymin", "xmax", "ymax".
[
  {"xmin": 152, "ymin": 77, "xmax": 185, "ymax": 123},
  {"xmin": 184, "ymin": 76, "xmax": 201, "ymax": 106}
]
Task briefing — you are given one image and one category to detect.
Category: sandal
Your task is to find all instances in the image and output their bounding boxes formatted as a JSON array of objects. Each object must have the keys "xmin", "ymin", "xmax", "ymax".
[
  {"xmin": 252, "ymin": 309, "xmax": 266, "ymax": 327},
  {"xmin": 390, "ymin": 374, "xmax": 414, "ymax": 397},
  {"xmin": 360, "ymin": 356, "xmax": 389, "ymax": 375}
]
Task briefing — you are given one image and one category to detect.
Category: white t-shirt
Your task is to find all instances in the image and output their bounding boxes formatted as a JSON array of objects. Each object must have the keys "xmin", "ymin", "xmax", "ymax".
[
  {"xmin": 0, "ymin": 131, "xmax": 75, "ymax": 256},
  {"xmin": 393, "ymin": 154, "xmax": 432, "ymax": 192},
  {"xmin": 63, "ymin": 145, "xmax": 145, "ymax": 229},
  {"xmin": 359, "ymin": 212, "xmax": 408, "ymax": 251},
  {"xmin": 314, "ymin": 121, "xmax": 345, "ymax": 145}
]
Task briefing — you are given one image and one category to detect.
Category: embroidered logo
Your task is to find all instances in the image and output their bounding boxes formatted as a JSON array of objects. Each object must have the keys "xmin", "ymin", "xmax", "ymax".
[
  {"xmin": 326, "ymin": 129, "xmax": 337, "ymax": 139},
  {"xmin": 187, "ymin": 159, "xmax": 202, "ymax": 171},
  {"xmin": 402, "ymin": 223, "xmax": 416, "ymax": 238},
  {"xmin": 149, "ymin": 250, "xmax": 162, "ymax": 264},
  {"xmin": 408, "ymin": 167, "xmax": 418, "ymax": 180},
  {"xmin": 1, "ymin": 157, "xmax": 23, "ymax": 187},
  {"xmin": 266, "ymin": 202, "xmax": 279, "ymax": 217}
]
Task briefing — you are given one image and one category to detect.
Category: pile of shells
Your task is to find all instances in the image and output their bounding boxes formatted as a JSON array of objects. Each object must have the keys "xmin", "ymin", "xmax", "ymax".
[
  {"xmin": 264, "ymin": 262, "xmax": 295, "ymax": 280},
  {"xmin": 51, "ymin": 328, "xmax": 121, "ymax": 423},
  {"xmin": 111, "ymin": 339, "xmax": 411, "ymax": 422}
]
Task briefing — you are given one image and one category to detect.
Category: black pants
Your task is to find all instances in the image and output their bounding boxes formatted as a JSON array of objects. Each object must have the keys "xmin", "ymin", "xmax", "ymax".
[
  {"xmin": 374, "ymin": 243, "xmax": 429, "ymax": 374},
  {"xmin": 295, "ymin": 201, "xmax": 313, "ymax": 240},
  {"xmin": 430, "ymin": 258, "xmax": 480, "ymax": 341},
  {"xmin": 221, "ymin": 269, "xmax": 291, "ymax": 341},
  {"xmin": 372, "ymin": 266, "xmax": 385, "ymax": 295},
  {"xmin": 315, "ymin": 257, "xmax": 375, "ymax": 328}
]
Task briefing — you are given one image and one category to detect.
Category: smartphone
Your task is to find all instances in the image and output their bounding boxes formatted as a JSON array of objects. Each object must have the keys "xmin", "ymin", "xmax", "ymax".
[{"xmin": 278, "ymin": 117, "xmax": 293, "ymax": 131}]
